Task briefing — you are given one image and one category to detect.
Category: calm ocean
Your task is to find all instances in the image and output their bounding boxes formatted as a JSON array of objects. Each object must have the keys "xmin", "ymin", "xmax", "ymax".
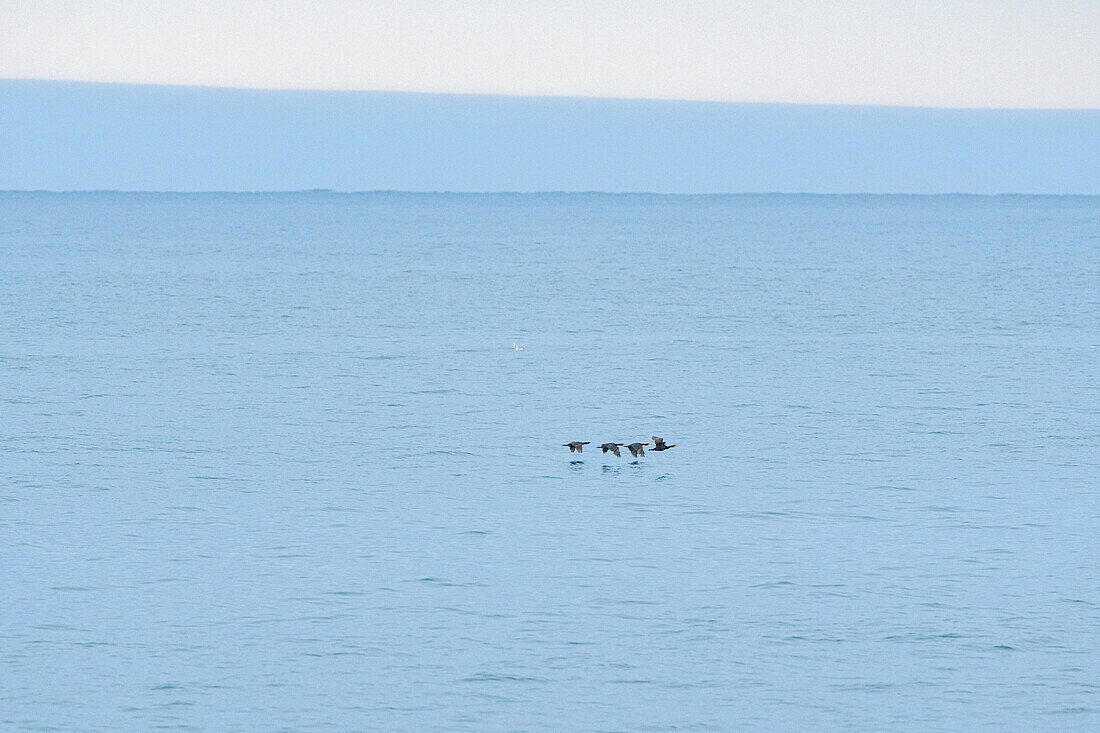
[{"xmin": 2, "ymin": 192, "xmax": 1098, "ymax": 731}]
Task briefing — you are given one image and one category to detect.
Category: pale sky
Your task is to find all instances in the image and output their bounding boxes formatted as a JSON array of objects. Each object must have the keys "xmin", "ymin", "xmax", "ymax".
[{"xmin": 1, "ymin": 0, "xmax": 1098, "ymax": 108}]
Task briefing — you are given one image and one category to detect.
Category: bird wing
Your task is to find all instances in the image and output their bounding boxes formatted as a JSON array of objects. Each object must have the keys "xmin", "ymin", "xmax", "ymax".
[{"xmin": 611, "ymin": 447, "xmax": 621, "ymax": 456}]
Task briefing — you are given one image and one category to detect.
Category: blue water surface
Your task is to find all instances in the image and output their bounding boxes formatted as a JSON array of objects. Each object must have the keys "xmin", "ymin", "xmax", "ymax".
[{"xmin": 1, "ymin": 192, "xmax": 1098, "ymax": 731}]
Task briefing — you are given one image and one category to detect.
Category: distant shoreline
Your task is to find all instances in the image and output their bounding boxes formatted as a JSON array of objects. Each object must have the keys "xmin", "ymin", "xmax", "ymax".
[{"xmin": 5, "ymin": 80, "xmax": 1098, "ymax": 194}]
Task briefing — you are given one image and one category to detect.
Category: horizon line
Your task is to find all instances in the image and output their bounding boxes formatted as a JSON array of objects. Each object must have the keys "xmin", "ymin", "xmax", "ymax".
[
  {"xmin": 5, "ymin": 77, "xmax": 1100, "ymax": 114},
  {"xmin": 4, "ymin": 190, "xmax": 1100, "ymax": 198}
]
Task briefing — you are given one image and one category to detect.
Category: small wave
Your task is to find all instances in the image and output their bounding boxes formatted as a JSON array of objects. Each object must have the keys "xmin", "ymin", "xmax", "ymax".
[{"xmin": 463, "ymin": 673, "xmax": 542, "ymax": 683}]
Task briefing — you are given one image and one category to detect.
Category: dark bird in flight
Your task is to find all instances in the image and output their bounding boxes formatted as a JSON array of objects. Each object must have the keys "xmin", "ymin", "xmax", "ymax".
[
  {"xmin": 627, "ymin": 442, "xmax": 650, "ymax": 457},
  {"xmin": 564, "ymin": 441, "xmax": 590, "ymax": 453},
  {"xmin": 600, "ymin": 443, "xmax": 624, "ymax": 456},
  {"xmin": 651, "ymin": 436, "xmax": 677, "ymax": 451}
]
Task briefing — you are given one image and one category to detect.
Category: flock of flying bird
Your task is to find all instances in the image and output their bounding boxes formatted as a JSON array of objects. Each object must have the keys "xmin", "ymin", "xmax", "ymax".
[{"xmin": 563, "ymin": 437, "xmax": 677, "ymax": 458}]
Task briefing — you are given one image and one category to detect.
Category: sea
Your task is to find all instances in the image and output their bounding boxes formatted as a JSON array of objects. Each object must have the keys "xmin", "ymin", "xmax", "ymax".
[{"xmin": 1, "ymin": 192, "xmax": 1098, "ymax": 731}]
